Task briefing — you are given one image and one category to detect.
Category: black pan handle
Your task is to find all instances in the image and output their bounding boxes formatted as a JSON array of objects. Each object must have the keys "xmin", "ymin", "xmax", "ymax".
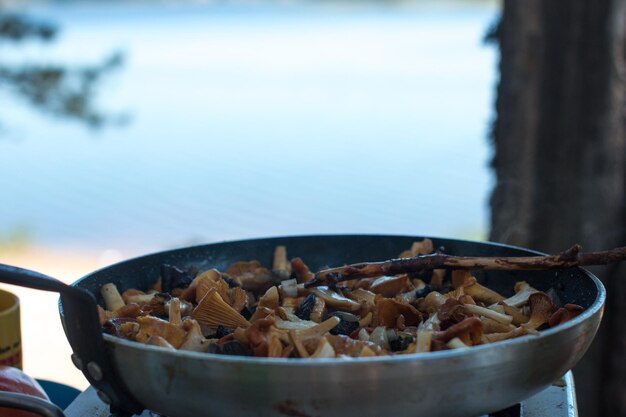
[
  {"xmin": 0, "ymin": 391, "xmax": 65, "ymax": 417},
  {"xmin": 0, "ymin": 264, "xmax": 144, "ymax": 417}
]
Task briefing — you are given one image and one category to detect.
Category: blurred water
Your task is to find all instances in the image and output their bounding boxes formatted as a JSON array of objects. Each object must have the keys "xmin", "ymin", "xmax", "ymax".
[{"xmin": 0, "ymin": 2, "xmax": 499, "ymax": 255}]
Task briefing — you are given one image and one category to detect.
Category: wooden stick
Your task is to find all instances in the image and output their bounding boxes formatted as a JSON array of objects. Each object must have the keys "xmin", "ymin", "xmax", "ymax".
[{"xmin": 304, "ymin": 244, "xmax": 626, "ymax": 288}]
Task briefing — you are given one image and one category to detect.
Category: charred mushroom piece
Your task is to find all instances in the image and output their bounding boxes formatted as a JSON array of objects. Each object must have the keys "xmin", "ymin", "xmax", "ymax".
[
  {"xmin": 328, "ymin": 312, "xmax": 360, "ymax": 336},
  {"xmin": 295, "ymin": 293, "xmax": 316, "ymax": 320},
  {"xmin": 103, "ymin": 318, "xmax": 139, "ymax": 339},
  {"xmin": 548, "ymin": 304, "xmax": 584, "ymax": 327},
  {"xmin": 141, "ymin": 292, "xmax": 172, "ymax": 317},
  {"xmin": 389, "ymin": 333, "xmax": 415, "ymax": 352},
  {"xmin": 432, "ymin": 316, "xmax": 483, "ymax": 349},
  {"xmin": 161, "ymin": 264, "xmax": 194, "ymax": 293}
]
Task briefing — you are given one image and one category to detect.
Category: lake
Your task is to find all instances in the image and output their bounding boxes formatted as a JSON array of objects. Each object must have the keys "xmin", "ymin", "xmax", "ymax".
[{"xmin": 1, "ymin": 1, "xmax": 499, "ymax": 257}]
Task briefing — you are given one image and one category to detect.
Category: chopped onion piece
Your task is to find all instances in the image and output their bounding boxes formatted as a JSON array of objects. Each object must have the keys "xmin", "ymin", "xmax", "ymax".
[{"xmin": 280, "ymin": 279, "xmax": 298, "ymax": 298}]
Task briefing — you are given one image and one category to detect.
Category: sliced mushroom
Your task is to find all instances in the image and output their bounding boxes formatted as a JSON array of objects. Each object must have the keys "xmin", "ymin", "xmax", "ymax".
[
  {"xmin": 146, "ymin": 335, "xmax": 176, "ymax": 350},
  {"xmin": 415, "ymin": 330, "xmax": 433, "ymax": 352},
  {"xmin": 481, "ymin": 325, "xmax": 537, "ymax": 343},
  {"xmin": 307, "ymin": 297, "xmax": 325, "ymax": 324},
  {"xmin": 273, "ymin": 246, "xmax": 292, "ymax": 280},
  {"xmin": 451, "ymin": 271, "xmax": 505, "ymax": 304},
  {"xmin": 245, "ymin": 315, "xmax": 275, "ymax": 357},
  {"xmin": 297, "ymin": 316, "xmax": 341, "ymax": 341},
  {"xmin": 249, "ymin": 306, "xmax": 274, "ymax": 324},
  {"xmin": 311, "ymin": 287, "xmax": 360, "ymax": 312},
  {"xmin": 346, "ymin": 288, "xmax": 377, "ymax": 306},
  {"xmin": 97, "ymin": 303, "xmax": 142, "ymax": 326},
  {"xmin": 229, "ymin": 287, "xmax": 249, "ymax": 313},
  {"xmin": 398, "ymin": 239, "xmax": 434, "ymax": 258},
  {"xmin": 418, "ymin": 291, "xmax": 447, "ymax": 313},
  {"xmin": 369, "ymin": 275, "xmax": 410, "ymax": 297},
  {"xmin": 446, "ymin": 337, "xmax": 469, "ymax": 349},
  {"xmin": 291, "ymin": 257, "xmax": 315, "ymax": 283},
  {"xmin": 500, "ymin": 303, "xmax": 530, "ymax": 325},
  {"xmin": 326, "ymin": 334, "xmax": 383, "ymax": 357},
  {"xmin": 267, "ymin": 334, "xmax": 284, "ymax": 358},
  {"xmin": 279, "ymin": 278, "xmax": 299, "ymax": 299},
  {"xmin": 179, "ymin": 319, "xmax": 210, "ymax": 352},
  {"xmin": 135, "ymin": 316, "xmax": 187, "ymax": 349},
  {"xmin": 289, "ymin": 330, "xmax": 310, "ymax": 358},
  {"xmin": 499, "ymin": 281, "xmax": 539, "ymax": 308},
  {"xmin": 101, "ymin": 283, "xmax": 126, "ymax": 311},
  {"xmin": 374, "ymin": 298, "xmax": 422, "ymax": 328},
  {"xmin": 122, "ymin": 289, "xmax": 157, "ymax": 305},
  {"xmin": 463, "ymin": 304, "xmax": 513, "ymax": 325},
  {"xmin": 258, "ymin": 286, "xmax": 280, "ymax": 311},
  {"xmin": 311, "ymin": 337, "xmax": 336, "ymax": 358},
  {"xmin": 226, "ymin": 261, "xmax": 276, "ymax": 292},
  {"xmin": 481, "ymin": 317, "xmax": 515, "ymax": 334},
  {"xmin": 168, "ymin": 298, "xmax": 182, "ymax": 326}
]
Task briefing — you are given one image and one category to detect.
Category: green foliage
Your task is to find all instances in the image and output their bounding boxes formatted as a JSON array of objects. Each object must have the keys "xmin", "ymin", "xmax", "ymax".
[{"xmin": 0, "ymin": 13, "xmax": 125, "ymax": 129}]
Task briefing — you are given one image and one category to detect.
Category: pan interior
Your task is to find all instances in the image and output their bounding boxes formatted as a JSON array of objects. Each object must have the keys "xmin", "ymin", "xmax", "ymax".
[{"xmin": 70, "ymin": 235, "xmax": 601, "ymax": 312}]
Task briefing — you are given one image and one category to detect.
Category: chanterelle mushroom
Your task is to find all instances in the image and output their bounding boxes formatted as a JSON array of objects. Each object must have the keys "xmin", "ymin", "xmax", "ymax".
[{"xmin": 523, "ymin": 292, "xmax": 557, "ymax": 330}]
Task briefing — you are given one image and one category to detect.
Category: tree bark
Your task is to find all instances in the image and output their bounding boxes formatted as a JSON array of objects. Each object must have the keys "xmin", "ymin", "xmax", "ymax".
[{"xmin": 490, "ymin": 1, "xmax": 626, "ymax": 416}]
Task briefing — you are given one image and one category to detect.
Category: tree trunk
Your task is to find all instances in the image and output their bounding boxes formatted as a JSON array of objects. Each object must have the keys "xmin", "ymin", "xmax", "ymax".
[{"xmin": 490, "ymin": 1, "xmax": 626, "ymax": 416}]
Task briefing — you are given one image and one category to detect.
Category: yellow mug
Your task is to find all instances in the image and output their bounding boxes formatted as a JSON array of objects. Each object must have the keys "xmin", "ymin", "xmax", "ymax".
[{"xmin": 0, "ymin": 289, "xmax": 21, "ymax": 369}]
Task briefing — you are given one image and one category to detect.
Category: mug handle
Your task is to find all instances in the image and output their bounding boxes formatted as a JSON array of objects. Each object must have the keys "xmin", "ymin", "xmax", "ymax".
[
  {"xmin": 0, "ymin": 264, "xmax": 144, "ymax": 417},
  {"xmin": 0, "ymin": 391, "xmax": 65, "ymax": 417}
]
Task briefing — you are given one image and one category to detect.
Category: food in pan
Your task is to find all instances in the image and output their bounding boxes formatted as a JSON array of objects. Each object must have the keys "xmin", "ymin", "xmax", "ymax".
[{"xmin": 98, "ymin": 239, "xmax": 584, "ymax": 358}]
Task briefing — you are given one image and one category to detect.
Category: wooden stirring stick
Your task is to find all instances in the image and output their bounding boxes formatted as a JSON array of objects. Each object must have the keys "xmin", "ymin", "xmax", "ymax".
[{"xmin": 304, "ymin": 244, "xmax": 626, "ymax": 288}]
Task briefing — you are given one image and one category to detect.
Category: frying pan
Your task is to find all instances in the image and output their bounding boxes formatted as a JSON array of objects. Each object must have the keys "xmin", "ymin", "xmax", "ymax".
[{"xmin": 0, "ymin": 235, "xmax": 605, "ymax": 417}]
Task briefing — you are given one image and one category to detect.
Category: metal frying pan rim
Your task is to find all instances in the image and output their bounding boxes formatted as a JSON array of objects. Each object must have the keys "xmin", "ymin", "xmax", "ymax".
[{"xmin": 74, "ymin": 234, "xmax": 606, "ymax": 366}]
